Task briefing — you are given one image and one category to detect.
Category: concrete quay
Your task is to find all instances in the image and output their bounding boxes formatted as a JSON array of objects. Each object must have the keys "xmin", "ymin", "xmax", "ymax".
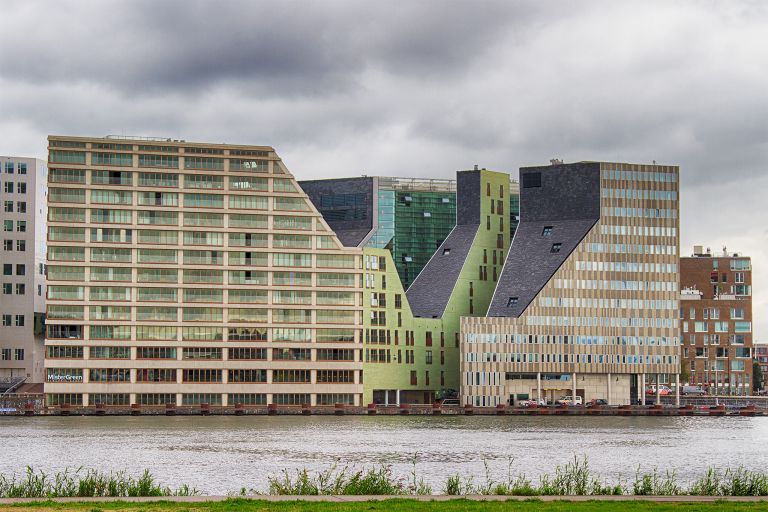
[{"xmin": 5, "ymin": 401, "xmax": 767, "ymax": 417}]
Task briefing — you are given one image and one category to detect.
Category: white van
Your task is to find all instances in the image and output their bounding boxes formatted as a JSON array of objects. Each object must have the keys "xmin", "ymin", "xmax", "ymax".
[{"xmin": 556, "ymin": 395, "xmax": 583, "ymax": 406}]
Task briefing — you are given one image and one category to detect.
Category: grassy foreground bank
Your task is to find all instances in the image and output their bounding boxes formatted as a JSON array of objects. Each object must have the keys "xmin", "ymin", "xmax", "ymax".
[{"xmin": 3, "ymin": 499, "xmax": 768, "ymax": 512}]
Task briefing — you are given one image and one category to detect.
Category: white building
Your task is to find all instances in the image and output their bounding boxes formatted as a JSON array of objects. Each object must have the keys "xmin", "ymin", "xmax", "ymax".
[{"xmin": 0, "ymin": 156, "xmax": 47, "ymax": 390}]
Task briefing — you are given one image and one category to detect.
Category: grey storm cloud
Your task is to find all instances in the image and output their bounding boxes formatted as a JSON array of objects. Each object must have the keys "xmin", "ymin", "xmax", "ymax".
[
  {"xmin": 1, "ymin": 0, "xmax": 540, "ymax": 96},
  {"xmin": 1, "ymin": 0, "xmax": 768, "ymax": 336}
]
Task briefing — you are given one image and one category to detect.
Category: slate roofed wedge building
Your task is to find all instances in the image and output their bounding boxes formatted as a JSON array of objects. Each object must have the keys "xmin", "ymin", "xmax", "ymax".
[
  {"xmin": 362, "ymin": 168, "xmax": 511, "ymax": 405},
  {"xmin": 462, "ymin": 161, "xmax": 681, "ymax": 407}
]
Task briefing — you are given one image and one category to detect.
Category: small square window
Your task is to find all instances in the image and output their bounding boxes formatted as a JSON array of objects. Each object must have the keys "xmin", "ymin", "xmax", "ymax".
[
  {"xmin": 550, "ymin": 243, "xmax": 562, "ymax": 253},
  {"xmin": 542, "ymin": 226, "xmax": 553, "ymax": 236},
  {"xmin": 506, "ymin": 296, "xmax": 519, "ymax": 307}
]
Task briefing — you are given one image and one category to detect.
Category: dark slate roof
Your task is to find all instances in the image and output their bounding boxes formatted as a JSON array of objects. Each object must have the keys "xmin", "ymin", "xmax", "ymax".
[
  {"xmin": 406, "ymin": 223, "xmax": 479, "ymax": 318},
  {"xmin": 487, "ymin": 162, "xmax": 601, "ymax": 317},
  {"xmin": 298, "ymin": 177, "xmax": 374, "ymax": 247},
  {"xmin": 333, "ymin": 228, "xmax": 374, "ymax": 247},
  {"xmin": 487, "ymin": 218, "xmax": 598, "ymax": 317}
]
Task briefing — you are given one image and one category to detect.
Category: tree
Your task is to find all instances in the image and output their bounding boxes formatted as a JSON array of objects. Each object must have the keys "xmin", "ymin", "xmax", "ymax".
[
  {"xmin": 753, "ymin": 361, "xmax": 764, "ymax": 393},
  {"xmin": 679, "ymin": 361, "xmax": 690, "ymax": 386}
]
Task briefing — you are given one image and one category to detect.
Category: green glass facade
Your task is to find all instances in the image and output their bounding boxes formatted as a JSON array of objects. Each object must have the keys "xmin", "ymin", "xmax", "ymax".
[
  {"xmin": 389, "ymin": 190, "xmax": 456, "ymax": 289},
  {"xmin": 362, "ymin": 170, "xmax": 511, "ymax": 404}
]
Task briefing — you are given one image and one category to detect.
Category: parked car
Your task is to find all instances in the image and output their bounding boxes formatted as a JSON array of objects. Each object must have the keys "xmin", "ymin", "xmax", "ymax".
[
  {"xmin": 681, "ymin": 386, "xmax": 706, "ymax": 396},
  {"xmin": 646, "ymin": 385, "xmax": 671, "ymax": 395},
  {"xmin": 586, "ymin": 398, "xmax": 608, "ymax": 406},
  {"xmin": 556, "ymin": 395, "xmax": 583, "ymax": 406},
  {"xmin": 518, "ymin": 399, "xmax": 547, "ymax": 407}
]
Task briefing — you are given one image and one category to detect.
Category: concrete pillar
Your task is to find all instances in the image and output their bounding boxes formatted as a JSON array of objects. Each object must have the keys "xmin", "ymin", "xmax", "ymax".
[
  {"xmin": 572, "ymin": 372, "xmax": 577, "ymax": 404},
  {"xmin": 607, "ymin": 372, "xmax": 612, "ymax": 405},
  {"xmin": 396, "ymin": 389, "xmax": 401, "ymax": 406},
  {"xmin": 675, "ymin": 374, "xmax": 680, "ymax": 407},
  {"xmin": 655, "ymin": 374, "xmax": 661, "ymax": 405},
  {"xmin": 641, "ymin": 373, "xmax": 646, "ymax": 404},
  {"xmin": 536, "ymin": 372, "xmax": 542, "ymax": 402},
  {"xmin": 384, "ymin": 391, "xmax": 389, "ymax": 406}
]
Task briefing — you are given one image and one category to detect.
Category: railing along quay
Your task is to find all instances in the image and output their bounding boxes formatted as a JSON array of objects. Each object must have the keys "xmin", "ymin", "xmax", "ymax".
[{"xmin": 7, "ymin": 401, "xmax": 768, "ymax": 417}]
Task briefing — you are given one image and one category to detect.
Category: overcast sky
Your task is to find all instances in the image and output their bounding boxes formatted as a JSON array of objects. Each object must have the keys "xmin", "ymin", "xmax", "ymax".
[{"xmin": 1, "ymin": 0, "xmax": 766, "ymax": 338}]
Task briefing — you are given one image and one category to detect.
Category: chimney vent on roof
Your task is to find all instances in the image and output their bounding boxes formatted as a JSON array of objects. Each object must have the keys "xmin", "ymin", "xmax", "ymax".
[{"xmin": 474, "ymin": 164, "xmax": 478, "ymax": 170}]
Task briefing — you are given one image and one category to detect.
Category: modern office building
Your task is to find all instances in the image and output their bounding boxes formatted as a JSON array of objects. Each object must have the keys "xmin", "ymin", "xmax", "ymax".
[
  {"xmin": 362, "ymin": 169, "xmax": 510, "ymax": 404},
  {"xmin": 680, "ymin": 246, "xmax": 753, "ymax": 395},
  {"xmin": 44, "ymin": 135, "xmax": 364, "ymax": 407},
  {"xmin": 0, "ymin": 156, "xmax": 47, "ymax": 391},
  {"xmin": 754, "ymin": 343, "xmax": 768, "ymax": 392},
  {"xmin": 461, "ymin": 162, "xmax": 681, "ymax": 406},
  {"xmin": 301, "ymin": 171, "xmax": 520, "ymax": 290}
]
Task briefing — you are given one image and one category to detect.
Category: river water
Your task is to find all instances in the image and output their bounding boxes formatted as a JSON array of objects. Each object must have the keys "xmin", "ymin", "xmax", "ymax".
[{"xmin": 1, "ymin": 416, "xmax": 766, "ymax": 494}]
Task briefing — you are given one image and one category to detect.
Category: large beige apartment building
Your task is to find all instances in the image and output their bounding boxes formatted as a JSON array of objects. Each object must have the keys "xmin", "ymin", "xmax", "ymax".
[
  {"xmin": 44, "ymin": 135, "xmax": 364, "ymax": 407},
  {"xmin": 1, "ymin": 156, "xmax": 47, "ymax": 390},
  {"xmin": 461, "ymin": 162, "xmax": 681, "ymax": 406}
]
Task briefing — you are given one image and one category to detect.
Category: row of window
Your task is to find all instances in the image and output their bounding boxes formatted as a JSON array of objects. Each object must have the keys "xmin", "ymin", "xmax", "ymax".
[
  {"xmin": 683, "ymin": 307, "xmax": 746, "ymax": 320},
  {"xmin": 2, "ymin": 239, "xmax": 26, "ymax": 252},
  {"xmin": 682, "ymin": 321, "xmax": 752, "ymax": 333},
  {"xmin": 599, "ymin": 225, "xmax": 677, "ymax": 237},
  {"xmin": 601, "ymin": 188, "xmax": 677, "ymax": 201},
  {"xmin": 0, "ymin": 348, "xmax": 24, "ymax": 360},
  {"xmin": 466, "ymin": 352, "xmax": 679, "ymax": 366},
  {"xmin": 45, "ymin": 325, "xmax": 356, "ymax": 343},
  {"xmin": 365, "ymin": 348, "xmax": 444, "ymax": 366},
  {"xmin": 48, "ymin": 246, "xmax": 354, "ymax": 266},
  {"xmin": 47, "ymin": 345, "xmax": 356, "ymax": 361},
  {"xmin": 575, "ymin": 261, "xmax": 678, "ymax": 273},
  {"xmin": 47, "ymin": 307, "xmax": 357, "ymax": 323},
  {"xmin": 587, "ymin": 243, "xmax": 678, "ymax": 255},
  {"xmin": 553, "ymin": 278, "xmax": 678, "ymax": 292},
  {"xmin": 49, "ymin": 169, "xmax": 291, "ymax": 190},
  {"xmin": 2, "ymin": 182, "xmax": 27, "ymax": 194},
  {"xmin": 465, "ymin": 333, "xmax": 679, "ymax": 347},
  {"xmin": 2, "ymin": 220, "xmax": 27, "ymax": 232},
  {"xmin": 525, "ymin": 315, "xmax": 678, "ymax": 329},
  {"xmin": 684, "ymin": 346, "xmax": 751, "ymax": 358},
  {"xmin": 3, "ymin": 162, "xmax": 28, "ymax": 174},
  {"xmin": 601, "ymin": 169, "xmax": 678, "ymax": 183},
  {"xmin": 46, "ymin": 368, "xmax": 356, "ymax": 383},
  {"xmin": 1, "ymin": 314, "xmax": 25, "ymax": 327},
  {"xmin": 3, "ymin": 200, "xmax": 27, "ymax": 213},
  {"xmin": 49, "ymin": 189, "xmax": 308, "ymax": 210},
  {"xmin": 539, "ymin": 297, "xmax": 678, "ymax": 311},
  {"xmin": 45, "ymin": 393, "xmax": 355, "ymax": 407},
  {"xmin": 49, "ymin": 152, "xmax": 273, "ymax": 172},
  {"xmin": 2, "ymin": 264, "xmax": 25, "ymax": 276},
  {"xmin": 49, "ymin": 229, "xmax": 337, "ymax": 251},
  {"xmin": 1, "ymin": 283, "xmax": 26, "ymax": 296}
]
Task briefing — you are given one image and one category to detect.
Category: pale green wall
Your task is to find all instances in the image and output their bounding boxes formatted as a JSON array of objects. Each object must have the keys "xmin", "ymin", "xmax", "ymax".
[{"xmin": 362, "ymin": 170, "xmax": 510, "ymax": 404}]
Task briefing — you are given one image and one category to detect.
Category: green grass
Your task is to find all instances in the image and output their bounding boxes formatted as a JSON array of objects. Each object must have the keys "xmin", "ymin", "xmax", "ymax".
[{"xmin": 3, "ymin": 498, "xmax": 768, "ymax": 512}]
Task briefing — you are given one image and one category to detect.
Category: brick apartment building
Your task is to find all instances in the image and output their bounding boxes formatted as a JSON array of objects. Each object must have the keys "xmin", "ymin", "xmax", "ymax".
[{"xmin": 680, "ymin": 246, "xmax": 753, "ymax": 395}]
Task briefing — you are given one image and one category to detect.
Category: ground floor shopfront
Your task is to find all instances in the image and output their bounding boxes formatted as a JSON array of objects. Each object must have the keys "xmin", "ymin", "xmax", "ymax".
[{"xmin": 504, "ymin": 372, "xmax": 682, "ymax": 406}]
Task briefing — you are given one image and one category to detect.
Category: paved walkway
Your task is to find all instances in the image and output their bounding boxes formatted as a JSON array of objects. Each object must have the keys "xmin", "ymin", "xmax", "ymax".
[{"xmin": 2, "ymin": 495, "xmax": 768, "ymax": 504}]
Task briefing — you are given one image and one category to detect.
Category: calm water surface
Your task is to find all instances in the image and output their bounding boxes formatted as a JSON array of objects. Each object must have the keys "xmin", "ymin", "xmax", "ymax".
[{"xmin": 1, "ymin": 416, "xmax": 766, "ymax": 494}]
